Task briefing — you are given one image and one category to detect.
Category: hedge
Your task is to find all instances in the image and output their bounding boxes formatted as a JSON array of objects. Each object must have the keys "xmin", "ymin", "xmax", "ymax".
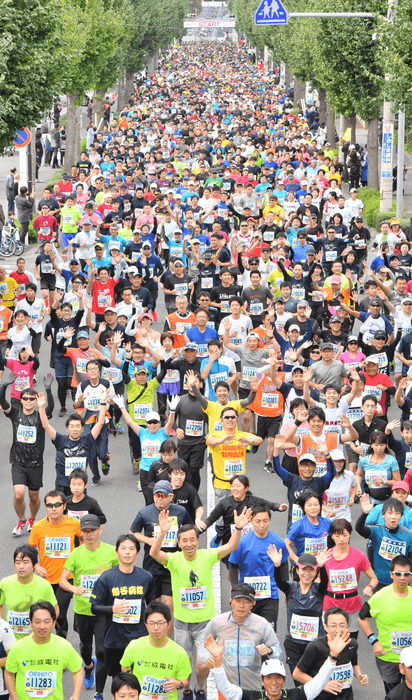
[{"xmin": 358, "ymin": 186, "xmax": 409, "ymax": 231}]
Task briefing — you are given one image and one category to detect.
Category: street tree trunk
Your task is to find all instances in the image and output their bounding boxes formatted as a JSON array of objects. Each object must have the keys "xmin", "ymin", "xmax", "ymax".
[
  {"xmin": 93, "ymin": 88, "xmax": 105, "ymax": 127},
  {"xmin": 318, "ymin": 88, "xmax": 327, "ymax": 125},
  {"xmin": 65, "ymin": 94, "xmax": 77, "ymax": 170},
  {"xmin": 293, "ymin": 78, "xmax": 305, "ymax": 110},
  {"xmin": 347, "ymin": 111, "xmax": 356, "ymax": 145},
  {"xmin": 74, "ymin": 109, "xmax": 81, "ymax": 164},
  {"xmin": 326, "ymin": 101, "xmax": 335, "ymax": 145},
  {"xmin": 124, "ymin": 70, "xmax": 135, "ymax": 106},
  {"xmin": 285, "ymin": 65, "xmax": 292, "ymax": 89},
  {"xmin": 367, "ymin": 115, "xmax": 379, "ymax": 190}
]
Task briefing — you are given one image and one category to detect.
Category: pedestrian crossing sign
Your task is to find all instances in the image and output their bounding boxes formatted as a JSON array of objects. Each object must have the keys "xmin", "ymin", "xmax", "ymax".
[{"xmin": 255, "ymin": 0, "xmax": 288, "ymax": 24}]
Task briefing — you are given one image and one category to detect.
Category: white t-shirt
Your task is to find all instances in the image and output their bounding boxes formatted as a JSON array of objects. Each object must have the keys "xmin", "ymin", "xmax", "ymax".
[
  {"xmin": 15, "ymin": 298, "xmax": 46, "ymax": 334},
  {"xmin": 324, "ymin": 471, "xmax": 356, "ymax": 522},
  {"xmin": 344, "ymin": 198, "xmax": 364, "ymax": 220},
  {"xmin": 7, "ymin": 326, "xmax": 33, "ymax": 359}
]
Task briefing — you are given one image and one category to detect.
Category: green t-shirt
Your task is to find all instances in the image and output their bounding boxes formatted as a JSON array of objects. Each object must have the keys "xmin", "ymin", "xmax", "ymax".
[
  {"xmin": 165, "ymin": 549, "xmax": 219, "ymax": 623},
  {"xmin": 60, "ymin": 205, "xmax": 82, "ymax": 234},
  {"xmin": 64, "ymin": 541, "xmax": 118, "ymax": 616},
  {"xmin": 6, "ymin": 632, "xmax": 82, "ymax": 700},
  {"xmin": 120, "ymin": 635, "xmax": 192, "ymax": 700},
  {"xmin": 0, "ymin": 574, "xmax": 57, "ymax": 640},
  {"xmin": 126, "ymin": 377, "xmax": 160, "ymax": 424},
  {"xmin": 368, "ymin": 585, "xmax": 412, "ymax": 662}
]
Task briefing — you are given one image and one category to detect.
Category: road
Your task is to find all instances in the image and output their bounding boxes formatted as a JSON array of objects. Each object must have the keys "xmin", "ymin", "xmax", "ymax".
[{"xmin": 0, "ymin": 241, "xmax": 393, "ymax": 700}]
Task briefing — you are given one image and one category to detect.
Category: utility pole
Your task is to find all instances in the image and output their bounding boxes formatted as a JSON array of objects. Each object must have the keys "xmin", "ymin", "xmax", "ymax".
[
  {"xmin": 380, "ymin": 0, "xmax": 397, "ymax": 212},
  {"xmin": 396, "ymin": 109, "xmax": 405, "ymax": 218}
]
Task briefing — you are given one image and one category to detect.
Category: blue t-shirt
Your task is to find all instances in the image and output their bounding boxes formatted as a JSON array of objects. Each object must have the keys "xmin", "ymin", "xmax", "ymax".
[
  {"xmin": 367, "ymin": 523, "xmax": 412, "ymax": 585},
  {"xmin": 366, "ymin": 503, "xmax": 412, "ymax": 530},
  {"xmin": 138, "ymin": 427, "xmax": 168, "ymax": 472},
  {"xmin": 200, "ymin": 358, "xmax": 232, "ymax": 400},
  {"xmin": 286, "ymin": 515, "xmax": 332, "ymax": 557},
  {"xmin": 100, "ymin": 233, "xmax": 128, "ymax": 256},
  {"xmin": 186, "ymin": 326, "xmax": 220, "ymax": 360},
  {"xmin": 229, "ymin": 530, "xmax": 289, "ymax": 600},
  {"xmin": 273, "ymin": 456, "xmax": 334, "ymax": 529},
  {"xmin": 52, "ymin": 431, "xmax": 96, "ymax": 488}
]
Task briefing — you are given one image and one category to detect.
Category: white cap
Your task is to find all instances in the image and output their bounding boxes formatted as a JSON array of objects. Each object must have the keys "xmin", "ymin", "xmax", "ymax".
[
  {"xmin": 349, "ymin": 188, "xmax": 358, "ymax": 193},
  {"xmin": 289, "ymin": 324, "xmax": 301, "ymax": 332},
  {"xmin": 330, "ymin": 449, "xmax": 345, "ymax": 462},
  {"xmin": 261, "ymin": 659, "xmax": 286, "ymax": 678},
  {"xmin": 299, "ymin": 453, "xmax": 317, "ymax": 465},
  {"xmin": 349, "ymin": 144, "xmax": 355, "ymax": 149},
  {"xmin": 400, "ymin": 647, "xmax": 412, "ymax": 667},
  {"xmin": 365, "ymin": 354, "xmax": 379, "ymax": 364},
  {"xmin": 145, "ymin": 411, "xmax": 160, "ymax": 422}
]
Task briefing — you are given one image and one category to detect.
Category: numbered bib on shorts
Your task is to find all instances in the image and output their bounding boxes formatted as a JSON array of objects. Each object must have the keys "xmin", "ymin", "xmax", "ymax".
[
  {"xmin": 180, "ymin": 584, "xmax": 207, "ymax": 609},
  {"xmin": 290, "ymin": 614, "xmax": 319, "ymax": 641},
  {"xmin": 45, "ymin": 536, "xmax": 71, "ymax": 558},
  {"xmin": 113, "ymin": 598, "xmax": 142, "ymax": 623},
  {"xmin": 391, "ymin": 631, "xmax": 412, "ymax": 654},
  {"xmin": 65, "ymin": 456, "xmax": 87, "ymax": 476},
  {"xmin": 244, "ymin": 575, "xmax": 271, "ymax": 599},
  {"xmin": 329, "ymin": 567, "xmax": 357, "ymax": 592}
]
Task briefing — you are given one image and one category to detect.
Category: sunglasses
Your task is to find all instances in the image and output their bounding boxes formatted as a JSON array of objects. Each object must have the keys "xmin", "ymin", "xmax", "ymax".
[
  {"xmin": 311, "ymin": 350, "xmax": 320, "ymax": 354},
  {"xmin": 147, "ymin": 420, "xmax": 160, "ymax": 425},
  {"xmin": 21, "ymin": 396, "xmax": 36, "ymax": 401},
  {"xmin": 223, "ymin": 415, "xmax": 237, "ymax": 420},
  {"xmin": 392, "ymin": 571, "xmax": 412, "ymax": 577},
  {"xmin": 154, "ymin": 492, "xmax": 169, "ymax": 498},
  {"xmin": 46, "ymin": 502, "xmax": 64, "ymax": 509}
]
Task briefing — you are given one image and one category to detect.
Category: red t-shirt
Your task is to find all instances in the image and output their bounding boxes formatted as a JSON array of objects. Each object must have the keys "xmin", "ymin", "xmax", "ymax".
[
  {"xmin": 56, "ymin": 181, "xmax": 73, "ymax": 194},
  {"xmin": 91, "ymin": 278, "xmax": 118, "ymax": 314},
  {"xmin": 32, "ymin": 214, "xmax": 57, "ymax": 241},
  {"xmin": 9, "ymin": 272, "xmax": 30, "ymax": 301},
  {"xmin": 364, "ymin": 372, "xmax": 394, "ymax": 415},
  {"xmin": 324, "ymin": 546, "xmax": 371, "ymax": 613}
]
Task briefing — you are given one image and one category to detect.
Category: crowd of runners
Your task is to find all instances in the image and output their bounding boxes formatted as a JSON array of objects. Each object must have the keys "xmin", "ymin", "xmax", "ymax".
[{"xmin": 2, "ymin": 38, "xmax": 412, "ymax": 700}]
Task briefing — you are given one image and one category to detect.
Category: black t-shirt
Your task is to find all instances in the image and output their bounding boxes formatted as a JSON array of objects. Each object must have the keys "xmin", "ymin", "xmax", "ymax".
[
  {"xmin": 35, "ymin": 253, "xmax": 55, "ymax": 284},
  {"xmin": 163, "ymin": 273, "xmax": 192, "ymax": 299},
  {"xmin": 296, "ymin": 635, "xmax": 358, "ymax": 700},
  {"xmin": 130, "ymin": 503, "xmax": 192, "ymax": 575},
  {"xmin": 175, "ymin": 393, "xmax": 207, "ymax": 443},
  {"xmin": 241, "ymin": 688, "xmax": 306, "ymax": 700},
  {"xmin": 6, "ymin": 408, "xmax": 45, "ymax": 468},
  {"xmin": 76, "ymin": 159, "xmax": 92, "ymax": 175},
  {"xmin": 210, "ymin": 284, "xmax": 240, "ymax": 320},
  {"xmin": 170, "ymin": 357, "xmax": 202, "ymax": 395},
  {"xmin": 66, "ymin": 494, "xmax": 107, "ymax": 523},
  {"xmin": 172, "ymin": 483, "xmax": 202, "ymax": 522},
  {"xmin": 387, "ymin": 679, "xmax": 412, "ymax": 700},
  {"xmin": 284, "ymin": 317, "xmax": 310, "ymax": 338}
]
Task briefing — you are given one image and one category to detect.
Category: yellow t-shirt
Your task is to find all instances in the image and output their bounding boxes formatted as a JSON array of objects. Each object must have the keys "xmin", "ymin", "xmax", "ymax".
[
  {"xmin": 0, "ymin": 276, "xmax": 18, "ymax": 307},
  {"xmin": 203, "ymin": 399, "xmax": 243, "ymax": 433},
  {"xmin": 206, "ymin": 428, "xmax": 252, "ymax": 489},
  {"xmin": 262, "ymin": 204, "xmax": 285, "ymax": 226}
]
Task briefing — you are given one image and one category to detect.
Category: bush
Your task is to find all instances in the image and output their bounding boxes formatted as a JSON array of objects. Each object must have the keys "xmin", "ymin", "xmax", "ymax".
[
  {"xmin": 358, "ymin": 186, "xmax": 409, "ymax": 232},
  {"xmin": 80, "ymin": 137, "xmax": 87, "ymax": 153},
  {"xmin": 45, "ymin": 168, "xmax": 63, "ymax": 189}
]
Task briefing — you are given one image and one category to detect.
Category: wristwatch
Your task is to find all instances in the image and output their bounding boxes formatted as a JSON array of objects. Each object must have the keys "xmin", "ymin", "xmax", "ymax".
[{"xmin": 179, "ymin": 682, "xmax": 184, "ymax": 690}]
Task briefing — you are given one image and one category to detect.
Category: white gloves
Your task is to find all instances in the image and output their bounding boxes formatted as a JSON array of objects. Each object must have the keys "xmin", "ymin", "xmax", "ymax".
[
  {"xmin": 167, "ymin": 395, "xmax": 180, "ymax": 412},
  {"xmin": 112, "ymin": 394, "xmax": 125, "ymax": 409}
]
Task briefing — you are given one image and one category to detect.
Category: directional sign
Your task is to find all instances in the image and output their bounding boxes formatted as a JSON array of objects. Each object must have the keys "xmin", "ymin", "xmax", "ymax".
[
  {"xmin": 12, "ymin": 128, "xmax": 31, "ymax": 149},
  {"xmin": 381, "ymin": 123, "xmax": 394, "ymax": 179},
  {"xmin": 255, "ymin": 0, "xmax": 288, "ymax": 25}
]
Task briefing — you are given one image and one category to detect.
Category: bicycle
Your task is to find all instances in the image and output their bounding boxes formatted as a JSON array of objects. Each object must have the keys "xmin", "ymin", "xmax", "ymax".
[{"xmin": 1, "ymin": 224, "xmax": 24, "ymax": 256}]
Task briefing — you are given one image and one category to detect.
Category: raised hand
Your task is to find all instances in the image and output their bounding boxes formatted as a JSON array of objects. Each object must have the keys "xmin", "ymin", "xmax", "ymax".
[
  {"xmin": 267, "ymin": 544, "xmax": 283, "ymax": 567},
  {"xmin": 43, "ymin": 372, "xmax": 54, "ymax": 389},
  {"xmin": 233, "ymin": 506, "xmax": 252, "ymax": 530},
  {"xmin": 360, "ymin": 493, "xmax": 374, "ymax": 514},
  {"xmin": 158, "ymin": 509, "xmax": 172, "ymax": 534},
  {"xmin": 2, "ymin": 371, "xmax": 17, "ymax": 387}
]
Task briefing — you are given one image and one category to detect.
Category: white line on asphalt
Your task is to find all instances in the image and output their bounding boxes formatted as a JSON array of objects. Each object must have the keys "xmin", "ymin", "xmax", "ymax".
[{"xmin": 206, "ymin": 449, "xmax": 220, "ymax": 700}]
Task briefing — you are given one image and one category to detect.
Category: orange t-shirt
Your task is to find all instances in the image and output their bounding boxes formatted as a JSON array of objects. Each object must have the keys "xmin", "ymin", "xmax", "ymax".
[
  {"xmin": 0, "ymin": 306, "xmax": 12, "ymax": 340},
  {"xmin": 248, "ymin": 373, "xmax": 284, "ymax": 418},
  {"xmin": 296, "ymin": 431, "xmax": 341, "ymax": 477},
  {"xmin": 254, "ymin": 325, "xmax": 274, "ymax": 349},
  {"xmin": 167, "ymin": 312, "xmax": 196, "ymax": 349},
  {"xmin": 29, "ymin": 515, "xmax": 81, "ymax": 584}
]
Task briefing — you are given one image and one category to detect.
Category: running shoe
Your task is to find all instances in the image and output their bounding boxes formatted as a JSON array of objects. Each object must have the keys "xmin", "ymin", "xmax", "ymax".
[
  {"xmin": 93, "ymin": 694, "xmax": 103, "ymax": 700},
  {"xmin": 183, "ymin": 691, "xmax": 193, "ymax": 700},
  {"xmin": 12, "ymin": 520, "xmax": 27, "ymax": 536},
  {"xmin": 132, "ymin": 459, "xmax": 140, "ymax": 475},
  {"xmin": 58, "ymin": 407, "xmax": 67, "ymax": 417},
  {"xmin": 26, "ymin": 518, "xmax": 35, "ymax": 532},
  {"xmin": 195, "ymin": 690, "xmax": 206, "ymax": 700},
  {"xmin": 264, "ymin": 461, "xmax": 275, "ymax": 474},
  {"xmin": 84, "ymin": 656, "xmax": 96, "ymax": 690},
  {"xmin": 91, "ymin": 480, "xmax": 101, "ymax": 487},
  {"xmin": 136, "ymin": 478, "xmax": 142, "ymax": 492}
]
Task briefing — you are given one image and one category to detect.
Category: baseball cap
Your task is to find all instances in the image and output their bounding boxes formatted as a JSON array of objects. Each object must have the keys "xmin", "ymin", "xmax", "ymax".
[
  {"xmin": 365, "ymin": 355, "xmax": 379, "ymax": 364},
  {"xmin": 69, "ymin": 259, "xmax": 79, "ymax": 265},
  {"xmin": 261, "ymin": 659, "xmax": 286, "ymax": 678},
  {"xmin": 297, "ymin": 553, "xmax": 318, "ymax": 568},
  {"xmin": 94, "ymin": 242, "xmax": 104, "ymax": 248},
  {"xmin": 297, "ymin": 300, "xmax": 309, "ymax": 307},
  {"xmin": 231, "ymin": 583, "xmax": 255, "ymax": 602},
  {"xmin": 153, "ymin": 480, "xmax": 173, "ymax": 496},
  {"xmin": 369, "ymin": 299, "xmax": 382, "ymax": 307},
  {"xmin": 77, "ymin": 330, "xmax": 89, "ymax": 339},
  {"xmin": 299, "ymin": 453, "xmax": 317, "ymax": 464},
  {"xmin": 80, "ymin": 514, "xmax": 101, "ymax": 530},
  {"xmin": 392, "ymin": 481, "xmax": 410, "ymax": 493},
  {"xmin": 288, "ymin": 324, "xmax": 300, "ymax": 332},
  {"xmin": 321, "ymin": 342, "xmax": 334, "ymax": 350},
  {"xmin": 374, "ymin": 330, "xmax": 387, "ymax": 339},
  {"xmin": 184, "ymin": 342, "xmax": 197, "ymax": 350},
  {"xmin": 139, "ymin": 313, "xmax": 152, "ymax": 321},
  {"xmin": 355, "ymin": 216, "xmax": 364, "ymax": 222},
  {"xmin": 330, "ymin": 449, "xmax": 345, "ymax": 461},
  {"xmin": 347, "ymin": 335, "xmax": 358, "ymax": 343},
  {"xmin": 136, "ymin": 366, "xmax": 149, "ymax": 374},
  {"xmin": 329, "ymin": 316, "xmax": 341, "ymax": 324},
  {"xmin": 291, "ymin": 365, "xmax": 305, "ymax": 374},
  {"xmin": 401, "ymin": 297, "xmax": 412, "ymax": 305},
  {"xmin": 82, "ymin": 220, "xmax": 92, "ymax": 225},
  {"xmin": 62, "ymin": 173, "xmax": 69, "ymax": 179},
  {"xmin": 349, "ymin": 187, "xmax": 358, "ymax": 193},
  {"xmin": 142, "ymin": 243, "xmax": 152, "ymax": 249},
  {"xmin": 104, "ymin": 307, "xmax": 117, "ymax": 314},
  {"xmin": 306, "ymin": 247, "xmax": 315, "ymax": 254},
  {"xmin": 145, "ymin": 411, "xmax": 160, "ymax": 422},
  {"xmin": 203, "ymin": 252, "xmax": 213, "ymax": 260},
  {"xmin": 331, "ymin": 275, "xmax": 341, "ymax": 284},
  {"xmin": 400, "ymin": 647, "xmax": 412, "ymax": 667}
]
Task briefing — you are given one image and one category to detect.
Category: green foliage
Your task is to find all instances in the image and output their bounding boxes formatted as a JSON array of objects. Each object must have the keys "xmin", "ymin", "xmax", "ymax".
[
  {"xmin": 80, "ymin": 138, "xmax": 87, "ymax": 153},
  {"xmin": 45, "ymin": 169, "xmax": 63, "ymax": 190},
  {"xmin": 0, "ymin": 0, "xmax": 63, "ymax": 155},
  {"xmin": 357, "ymin": 187, "xmax": 380, "ymax": 226}
]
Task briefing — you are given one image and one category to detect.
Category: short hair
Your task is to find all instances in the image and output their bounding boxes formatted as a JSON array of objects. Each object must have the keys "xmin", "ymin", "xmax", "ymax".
[
  {"xmin": 160, "ymin": 438, "xmax": 177, "ymax": 454},
  {"xmin": 297, "ymin": 490, "xmax": 322, "ymax": 511},
  {"xmin": 308, "ymin": 406, "xmax": 326, "ymax": 422},
  {"xmin": 30, "ymin": 601, "xmax": 56, "ymax": 621},
  {"xmin": 329, "ymin": 519, "xmax": 352, "ymax": 536},
  {"xmin": 65, "ymin": 413, "xmax": 85, "ymax": 428},
  {"xmin": 362, "ymin": 394, "xmax": 377, "ymax": 405},
  {"xmin": 111, "ymin": 673, "xmax": 141, "ymax": 696},
  {"xmin": 44, "ymin": 489, "xmax": 66, "ymax": 506},
  {"xmin": 214, "ymin": 381, "xmax": 230, "ymax": 391},
  {"xmin": 86, "ymin": 359, "xmax": 100, "ymax": 371},
  {"xmin": 13, "ymin": 544, "xmax": 38, "ymax": 566},
  {"xmin": 116, "ymin": 533, "xmax": 140, "ymax": 553},
  {"xmin": 208, "ymin": 338, "xmax": 222, "ymax": 349},
  {"xmin": 177, "ymin": 524, "xmax": 199, "ymax": 540},
  {"xmin": 168, "ymin": 459, "xmax": 189, "ymax": 475},
  {"xmin": 144, "ymin": 601, "xmax": 172, "ymax": 623},
  {"xmin": 69, "ymin": 468, "xmax": 88, "ymax": 484},
  {"xmin": 382, "ymin": 497, "xmax": 404, "ymax": 516},
  {"xmin": 401, "ymin": 420, "xmax": 412, "ymax": 432},
  {"xmin": 20, "ymin": 388, "xmax": 38, "ymax": 400},
  {"xmin": 251, "ymin": 504, "xmax": 271, "ymax": 519},
  {"xmin": 324, "ymin": 607, "xmax": 349, "ymax": 625},
  {"xmin": 25, "ymin": 282, "xmax": 37, "ymax": 293},
  {"xmin": 390, "ymin": 554, "xmax": 412, "ymax": 571}
]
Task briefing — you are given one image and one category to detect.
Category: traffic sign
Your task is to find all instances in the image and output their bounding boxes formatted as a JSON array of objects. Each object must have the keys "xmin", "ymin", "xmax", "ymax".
[
  {"xmin": 255, "ymin": 0, "xmax": 288, "ymax": 25},
  {"xmin": 12, "ymin": 128, "xmax": 31, "ymax": 149}
]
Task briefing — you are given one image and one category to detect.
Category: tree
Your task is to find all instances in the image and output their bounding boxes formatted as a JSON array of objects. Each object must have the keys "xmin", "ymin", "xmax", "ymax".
[{"xmin": 0, "ymin": 0, "xmax": 63, "ymax": 155}]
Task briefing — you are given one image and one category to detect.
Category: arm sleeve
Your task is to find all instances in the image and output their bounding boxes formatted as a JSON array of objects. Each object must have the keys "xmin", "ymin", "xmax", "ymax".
[
  {"xmin": 192, "ymin": 384, "xmax": 208, "ymax": 409},
  {"xmin": 304, "ymin": 658, "xmax": 337, "ymax": 700},
  {"xmin": 212, "ymin": 666, "xmax": 243, "ymax": 700},
  {"xmin": 274, "ymin": 563, "xmax": 291, "ymax": 594},
  {"xmin": 202, "ymin": 500, "xmax": 225, "ymax": 529},
  {"xmin": 273, "ymin": 455, "xmax": 292, "ymax": 485},
  {"xmin": 358, "ymin": 601, "xmax": 371, "ymax": 621},
  {"xmin": 0, "ymin": 383, "xmax": 10, "ymax": 411},
  {"xmin": 355, "ymin": 511, "xmax": 371, "ymax": 539},
  {"xmin": 317, "ymin": 565, "xmax": 329, "ymax": 597},
  {"xmin": 45, "ymin": 387, "xmax": 55, "ymax": 419}
]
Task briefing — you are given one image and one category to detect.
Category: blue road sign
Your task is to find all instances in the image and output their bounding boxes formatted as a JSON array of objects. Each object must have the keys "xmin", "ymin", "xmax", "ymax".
[
  {"xmin": 255, "ymin": 0, "xmax": 288, "ymax": 25},
  {"xmin": 12, "ymin": 128, "xmax": 31, "ymax": 149}
]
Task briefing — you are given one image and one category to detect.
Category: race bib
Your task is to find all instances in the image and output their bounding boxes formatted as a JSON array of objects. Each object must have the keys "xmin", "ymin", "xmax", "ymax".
[
  {"xmin": 16, "ymin": 424, "xmax": 37, "ymax": 444},
  {"xmin": 141, "ymin": 676, "xmax": 169, "ymax": 700},
  {"xmin": 214, "ymin": 420, "xmax": 223, "ymax": 432},
  {"xmin": 201, "ymin": 277, "xmax": 213, "ymax": 289},
  {"xmin": 175, "ymin": 283, "xmax": 188, "ymax": 295},
  {"xmin": 365, "ymin": 469, "xmax": 386, "ymax": 487},
  {"xmin": 80, "ymin": 574, "xmax": 100, "ymax": 597},
  {"xmin": 304, "ymin": 536, "xmax": 327, "ymax": 554},
  {"xmin": 102, "ymin": 366, "xmax": 122, "ymax": 383},
  {"xmin": 7, "ymin": 609, "xmax": 30, "ymax": 634},
  {"xmin": 41, "ymin": 262, "xmax": 53, "ymax": 273},
  {"xmin": 250, "ymin": 302, "xmax": 263, "ymax": 316},
  {"xmin": 97, "ymin": 295, "xmax": 109, "ymax": 307},
  {"xmin": 113, "ymin": 598, "xmax": 142, "ymax": 623},
  {"xmin": 76, "ymin": 358, "xmax": 88, "ymax": 374},
  {"xmin": 142, "ymin": 442, "xmax": 161, "ymax": 462},
  {"xmin": 45, "ymin": 536, "xmax": 71, "ymax": 558},
  {"xmin": 24, "ymin": 670, "xmax": 57, "ymax": 697},
  {"xmin": 325, "ymin": 250, "xmax": 336, "ymax": 262},
  {"xmin": 133, "ymin": 403, "xmax": 152, "ymax": 421},
  {"xmin": 165, "ymin": 369, "xmax": 180, "ymax": 382},
  {"xmin": 230, "ymin": 522, "xmax": 253, "ymax": 537},
  {"xmin": 290, "ymin": 614, "xmax": 319, "ymax": 641},
  {"xmin": 292, "ymin": 287, "xmax": 305, "ymax": 300},
  {"xmin": 391, "ymin": 631, "xmax": 412, "ymax": 654},
  {"xmin": 67, "ymin": 509, "xmax": 88, "ymax": 521},
  {"xmin": 261, "ymin": 393, "xmax": 279, "ymax": 410},
  {"xmin": 327, "ymin": 492, "xmax": 348, "ymax": 508},
  {"xmin": 314, "ymin": 462, "xmax": 327, "ymax": 477},
  {"xmin": 242, "ymin": 366, "xmax": 257, "ymax": 381},
  {"xmin": 224, "ymin": 459, "xmax": 244, "ymax": 479},
  {"xmin": 186, "ymin": 419, "xmax": 204, "ymax": 436},
  {"xmin": 180, "ymin": 585, "xmax": 207, "ymax": 609},
  {"xmin": 329, "ymin": 567, "xmax": 357, "ymax": 592},
  {"xmin": 221, "ymin": 299, "xmax": 230, "ymax": 312},
  {"xmin": 0, "ymin": 283, "xmax": 8, "ymax": 295},
  {"xmin": 196, "ymin": 344, "xmax": 208, "ymax": 358},
  {"xmin": 210, "ymin": 372, "xmax": 228, "ymax": 388},
  {"xmin": 363, "ymin": 387, "xmax": 382, "ymax": 401},
  {"xmin": 292, "ymin": 503, "xmax": 304, "ymax": 523},
  {"xmin": 64, "ymin": 456, "xmax": 87, "ymax": 476},
  {"xmin": 244, "ymin": 575, "xmax": 271, "ymax": 599},
  {"xmin": 224, "ymin": 640, "xmax": 255, "ymax": 666},
  {"xmin": 153, "ymin": 525, "xmax": 178, "ymax": 548},
  {"xmin": 312, "ymin": 290, "xmax": 323, "ymax": 302},
  {"xmin": 330, "ymin": 663, "xmax": 353, "ymax": 689},
  {"xmin": 379, "ymin": 537, "xmax": 406, "ymax": 561},
  {"xmin": 84, "ymin": 395, "xmax": 101, "ymax": 411},
  {"xmin": 374, "ymin": 352, "xmax": 388, "ymax": 368},
  {"xmin": 346, "ymin": 408, "xmax": 363, "ymax": 424}
]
